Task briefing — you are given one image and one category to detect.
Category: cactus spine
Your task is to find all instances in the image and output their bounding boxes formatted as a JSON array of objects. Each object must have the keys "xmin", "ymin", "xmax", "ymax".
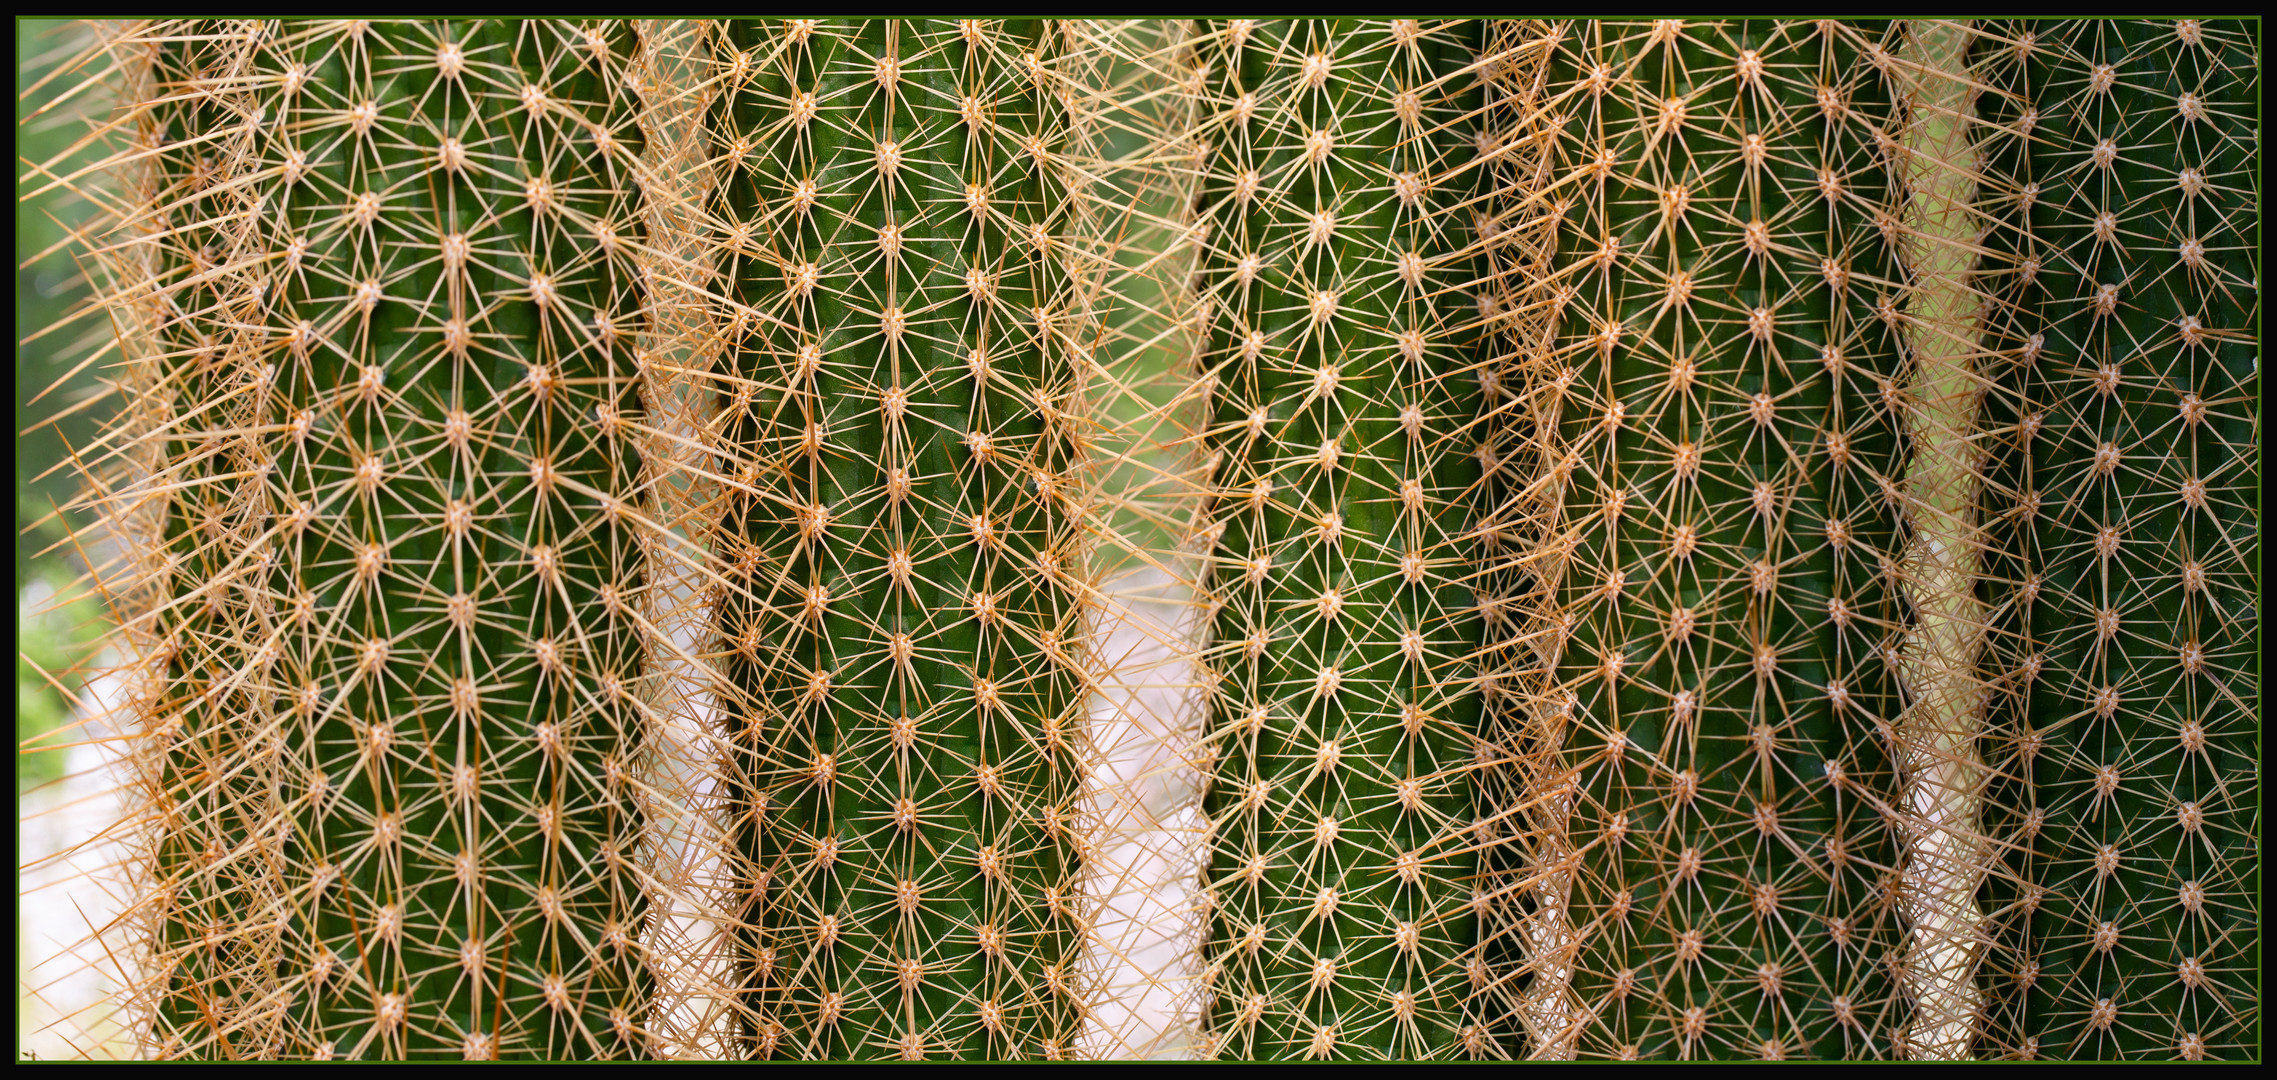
[
  {"xmin": 708, "ymin": 19, "xmax": 1090, "ymax": 1059},
  {"xmin": 1886, "ymin": 19, "xmax": 1993, "ymax": 1060},
  {"xmin": 1472, "ymin": 19, "xmax": 1576, "ymax": 1056},
  {"xmin": 1187, "ymin": 18, "xmax": 1493, "ymax": 1059},
  {"xmin": 1970, "ymin": 19, "xmax": 2260, "ymax": 1060},
  {"xmin": 126, "ymin": 19, "xmax": 657, "ymax": 1058},
  {"xmin": 25, "ymin": 16, "xmax": 2263, "ymax": 1064},
  {"xmin": 1540, "ymin": 19, "xmax": 1917, "ymax": 1059}
]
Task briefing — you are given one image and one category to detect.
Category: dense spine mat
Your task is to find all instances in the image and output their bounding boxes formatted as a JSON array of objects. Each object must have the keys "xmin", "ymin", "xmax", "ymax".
[{"xmin": 1471, "ymin": 18, "xmax": 1575, "ymax": 1058}]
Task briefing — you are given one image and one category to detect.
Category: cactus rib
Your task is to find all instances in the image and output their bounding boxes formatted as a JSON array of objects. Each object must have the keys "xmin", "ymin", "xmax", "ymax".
[
  {"xmin": 126, "ymin": 19, "xmax": 659, "ymax": 1059},
  {"xmin": 1540, "ymin": 19, "xmax": 1917, "ymax": 1059},
  {"xmin": 1970, "ymin": 18, "xmax": 2260, "ymax": 1061},
  {"xmin": 1188, "ymin": 17, "xmax": 1494, "ymax": 1060},
  {"xmin": 709, "ymin": 18, "xmax": 1091, "ymax": 1060}
]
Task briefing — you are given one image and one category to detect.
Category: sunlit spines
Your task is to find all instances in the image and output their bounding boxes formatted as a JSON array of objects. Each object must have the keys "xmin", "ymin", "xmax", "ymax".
[
  {"xmin": 23, "ymin": 22, "xmax": 185, "ymax": 1057},
  {"xmin": 615, "ymin": 19, "xmax": 742, "ymax": 1061},
  {"xmin": 135, "ymin": 23, "xmax": 302, "ymax": 1057}
]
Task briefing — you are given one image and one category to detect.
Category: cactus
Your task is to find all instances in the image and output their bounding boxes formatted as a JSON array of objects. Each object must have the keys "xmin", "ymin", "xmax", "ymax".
[
  {"xmin": 1535, "ymin": 19, "xmax": 1918, "ymax": 1059},
  {"xmin": 705, "ymin": 19, "xmax": 1091, "ymax": 1060},
  {"xmin": 22, "ymin": 16, "xmax": 2262, "ymax": 1064},
  {"xmin": 1969, "ymin": 18, "xmax": 2260, "ymax": 1060},
  {"xmin": 88, "ymin": 19, "xmax": 659, "ymax": 1059},
  {"xmin": 1184, "ymin": 18, "xmax": 1495, "ymax": 1060}
]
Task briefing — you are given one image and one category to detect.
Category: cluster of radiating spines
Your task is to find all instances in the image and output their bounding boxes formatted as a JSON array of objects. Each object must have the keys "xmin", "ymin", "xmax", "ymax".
[
  {"xmin": 706, "ymin": 19, "xmax": 1090, "ymax": 1060},
  {"xmin": 1185, "ymin": 18, "xmax": 1498, "ymax": 1061},
  {"xmin": 1967, "ymin": 19, "xmax": 2259, "ymax": 1061},
  {"xmin": 138, "ymin": 19, "xmax": 655, "ymax": 1059},
  {"xmin": 1537, "ymin": 20, "xmax": 1922, "ymax": 1059},
  {"xmin": 1466, "ymin": 19, "xmax": 1576, "ymax": 1057}
]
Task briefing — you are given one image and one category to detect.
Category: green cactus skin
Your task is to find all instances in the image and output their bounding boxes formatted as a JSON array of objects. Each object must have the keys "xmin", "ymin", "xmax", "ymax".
[
  {"xmin": 140, "ymin": 19, "xmax": 654, "ymax": 1059},
  {"xmin": 1970, "ymin": 19, "xmax": 2260, "ymax": 1061},
  {"xmin": 708, "ymin": 19, "xmax": 1089, "ymax": 1060},
  {"xmin": 1187, "ymin": 18, "xmax": 1494, "ymax": 1060},
  {"xmin": 1540, "ymin": 19, "xmax": 1917, "ymax": 1059}
]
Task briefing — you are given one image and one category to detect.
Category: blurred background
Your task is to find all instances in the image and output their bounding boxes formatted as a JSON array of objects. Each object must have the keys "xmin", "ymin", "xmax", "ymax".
[
  {"xmin": 19, "ymin": 18, "xmax": 137, "ymax": 1060},
  {"xmin": 17, "ymin": 21, "xmax": 112, "ymax": 784}
]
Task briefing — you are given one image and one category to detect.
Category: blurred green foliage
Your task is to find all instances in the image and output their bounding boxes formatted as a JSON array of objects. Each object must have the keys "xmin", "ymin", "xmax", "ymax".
[
  {"xmin": 17, "ymin": 579, "xmax": 105, "ymax": 791},
  {"xmin": 17, "ymin": 19, "xmax": 114, "ymax": 791}
]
